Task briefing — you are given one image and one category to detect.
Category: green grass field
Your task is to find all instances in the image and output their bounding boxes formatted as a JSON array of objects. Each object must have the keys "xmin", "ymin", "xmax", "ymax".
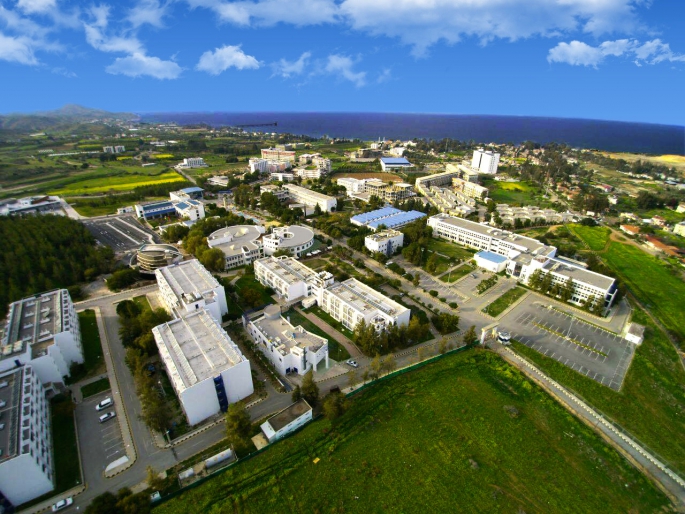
[
  {"xmin": 569, "ymin": 224, "xmax": 611, "ymax": 251},
  {"xmin": 602, "ymin": 242, "xmax": 685, "ymax": 341},
  {"xmin": 285, "ymin": 309, "xmax": 350, "ymax": 362},
  {"xmin": 81, "ymin": 377, "xmax": 111, "ymax": 398},
  {"xmin": 235, "ymin": 274, "xmax": 275, "ymax": 307},
  {"xmin": 67, "ymin": 310, "xmax": 105, "ymax": 384},
  {"xmin": 153, "ymin": 350, "xmax": 668, "ymax": 514},
  {"xmin": 426, "ymin": 238, "xmax": 476, "ymax": 261},
  {"xmin": 483, "ymin": 286, "xmax": 527, "ymax": 317},
  {"xmin": 440, "ymin": 260, "xmax": 475, "ymax": 283},
  {"xmin": 485, "ymin": 180, "xmax": 547, "ymax": 205},
  {"xmin": 511, "ymin": 307, "xmax": 685, "ymax": 475},
  {"xmin": 49, "ymin": 171, "xmax": 185, "ymax": 195}
]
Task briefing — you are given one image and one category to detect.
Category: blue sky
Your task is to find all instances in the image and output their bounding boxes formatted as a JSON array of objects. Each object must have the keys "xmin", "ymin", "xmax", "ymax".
[{"xmin": 0, "ymin": 0, "xmax": 684, "ymax": 125}]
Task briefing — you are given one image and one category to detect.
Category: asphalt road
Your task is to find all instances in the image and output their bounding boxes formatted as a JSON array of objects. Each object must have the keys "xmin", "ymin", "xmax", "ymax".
[{"xmin": 82, "ymin": 215, "xmax": 158, "ymax": 252}]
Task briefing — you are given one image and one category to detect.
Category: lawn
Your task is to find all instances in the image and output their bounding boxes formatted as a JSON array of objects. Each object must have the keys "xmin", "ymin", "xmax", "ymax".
[
  {"xmin": 49, "ymin": 171, "xmax": 185, "ymax": 195},
  {"xmin": 285, "ymin": 309, "xmax": 350, "ymax": 362},
  {"xmin": 423, "ymin": 253, "xmax": 451, "ymax": 276},
  {"xmin": 309, "ymin": 305, "xmax": 355, "ymax": 340},
  {"xmin": 67, "ymin": 310, "xmax": 105, "ymax": 383},
  {"xmin": 482, "ymin": 286, "xmax": 527, "ymax": 317},
  {"xmin": 153, "ymin": 350, "xmax": 668, "ymax": 514},
  {"xmin": 133, "ymin": 294, "xmax": 152, "ymax": 312},
  {"xmin": 71, "ymin": 196, "xmax": 167, "ymax": 217},
  {"xmin": 426, "ymin": 238, "xmax": 476, "ymax": 261},
  {"xmin": 569, "ymin": 224, "xmax": 611, "ymax": 251},
  {"xmin": 235, "ymin": 274, "xmax": 274, "ymax": 308},
  {"xmin": 485, "ymin": 180, "xmax": 547, "ymax": 205},
  {"xmin": 511, "ymin": 307, "xmax": 685, "ymax": 475},
  {"xmin": 439, "ymin": 260, "xmax": 475, "ymax": 283},
  {"xmin": 602, "ymin": 242, "xmax": 685, "ymax": 341},
  {"xmin": 81, "ymin": 377, "xmax": 111, "ymax": 398},
  {"xmin": 300, "ymin": 257, "xmax": 328, "ymax": 270}
]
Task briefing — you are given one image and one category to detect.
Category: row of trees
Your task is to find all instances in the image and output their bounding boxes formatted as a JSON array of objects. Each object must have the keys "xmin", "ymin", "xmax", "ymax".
[
  {"xmin": 353, "ymin": 318, "xmax": 430, "ymax": 356},
  {"xmin": 527, "ymin": 269, "xmax": 603, "ymax": 314}
]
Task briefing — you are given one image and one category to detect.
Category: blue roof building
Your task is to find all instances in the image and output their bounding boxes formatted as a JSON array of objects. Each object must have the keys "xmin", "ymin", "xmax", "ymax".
[
  {"xmin": 380, "ymin": 157, "xmax": 413, "ymax": 171},
  {"xmin": 474, "ymin": 251, "xmax": 508, "ymax": 273},
  {"xmin": 351, "ymin": 207, "xmax": 426, "ymax": 231}
]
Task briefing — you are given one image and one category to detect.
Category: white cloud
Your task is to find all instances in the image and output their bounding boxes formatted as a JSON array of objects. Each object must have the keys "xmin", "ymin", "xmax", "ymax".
[
  {"xmin": 377, "ymin": 68, "xmax": 391, "ymax": 83},
  {"xmin": 272, "ymin": 51, "xmax": 311, "ymax": 77},
  {"xmin": 325, "ymin": 54, "xmax": 365, "ymax": 87},
  {"xmin": 16, "ymin": 0, "xmax": 56, "ymax": 15},
  {"xmin": 127, "ymin": 0, "xmax": 169, "ymax": 29},
  {"xmin": 187, "ymin": 0, "xmax": 338, "ymax": 27},
  {"xmin": 548, "ymin": 38, "xmax": 685, "ymax": 67},
  {"xmin": 84, "ymin": 24, "xmax": 143, "ymax": 54},
  {"xmin": 51, "ymin": 66, "xmax": 77, "ymax": 77},
  {"xmin": 106, "ymin": 52, "xmax": 182, "ymax": 79},
  {"xmin": 0, "ymin": 31, "xmax": 38, "ymax": 64},
  {"xmin": 196, "ymin": 44, "xmax": 260, "ymax": 74}
]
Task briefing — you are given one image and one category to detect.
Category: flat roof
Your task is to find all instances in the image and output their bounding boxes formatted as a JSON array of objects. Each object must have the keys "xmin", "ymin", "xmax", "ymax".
[
  {"xmin": 251, "ymin": 306, "xmax": 327, "ymax": 357},
  {"xmin": 263, "ymin": 226, "xmax": 314, "ymax": 248},
  {"xmin": 207, "ymin": 225, "xmax": 263, "ymax": 257},
  {"xmin": 368, "ymin": 210, "xmax": 426, "ymax": 230},
  {"xmin": 366, "ymin": 229, "xmax": 403, "ymax": 242},
  {"xmin": 157, "ymin": 259, "xmax": 220, "ymax": 300},
  {"xmin": 181, "ymin": 187, "xmax": 204, "ymax": 193},
  {"xmin": 283, "ymin": 184, "xmax": 336, "ymax": 202},
  {"xmin": 153, "ymin": 309, "xmax": 246, "ymax": 392},
  {"xmin": 255, "ymin": 256, "xmax": 319, "ymax": 284},
  {"xmin": 325, "ymin": 278, "xmax": 409, "ymax": 318},
  {"xmin": 267, "ymin": 399, "xmax": 312, "ymax": 432},
  {"xmin": 2, "ymin": 289, "xmax": 69, "ymax": 359},
  {"xmin": 0, "ymin": 367, "xmax": 23, "ymax": 460},
  {"xmin": 141, "ymin": 201, "xmax": 174, "ymax": 211},
  {"xmin": 544, "ymin": 258, "xmax": 616, "ymax": 290},
  {"xmin": 351, "ymin": 207, "xmax": 401, "ymax": 225},
  {"xmin": 380, "ymin": 157, "xmax": 411, "ymax": 165},
  {"xmin": 475, "ymin": 251, "xmax": 508, "ymax": 264},
  {"xmin": 138, "ymin": 243, "xmax": 182, "ymax": 257}
]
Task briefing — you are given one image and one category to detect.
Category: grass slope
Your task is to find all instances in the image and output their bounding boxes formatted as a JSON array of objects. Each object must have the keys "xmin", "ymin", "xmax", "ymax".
[
  {"xmin": 154, "ymin": 350, "xmax": 668, "ymax": 514},
  {"xmin": 569, "ymin": 224, "xmax": 611, "ymax": 251},
  {"xmin": 512, "ymin": 307, "xmax": 685, "ymax": 475}
]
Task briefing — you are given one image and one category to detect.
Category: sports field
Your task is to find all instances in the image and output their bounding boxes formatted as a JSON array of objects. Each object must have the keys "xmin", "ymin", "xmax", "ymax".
[
  {"xmin": 154, "ymin": 350, "xmax": 668, "ymax": 514},
  {"xmin": 49, "ymin": 171, "xmax": 185, "ymax": 195}
]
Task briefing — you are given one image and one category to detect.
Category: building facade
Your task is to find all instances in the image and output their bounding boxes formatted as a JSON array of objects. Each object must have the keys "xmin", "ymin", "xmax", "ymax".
[
  {"xmin": 260, "ymin": 399, "xmax": 312, "ymax": 443},
  {"xmin": 380, "ymin": 157, "xmax": 413, "ymax": 171},
  {"xmin": 351, "ymin": 207, "xmax": 427, "ymax": 231},
  {"xmin": 0, "ymin": 365, "xmax": 54, "ymax": 506},
  {"xmin": 260, "ymin": 148, "xmax": 296, "ymax": 164},
  {"xmin": 282, "ymin": 184, "xmax": 336, "ymax": 212},
  {"xmin": 155, "ymin": 259, "xmax": 228, "ymax": 321},
  {"xmin": 254, "ymin": 256, "xmax": 333, "ymax": 302},
  {"xmin": 365, "ymin": 229, "xmax": 404, "ymax": 256},
  {"xmin": 136, "ymin": 244, "xmax": 183, "ymax": 274},
  {"xmin": 262, "ymin": 226, "xmax": 315, "ymax": 257},
  {"xmin": 152, "ymin": 309, "xmax": 253, "ymax": 425},
  {"xmin": 178, "ymin": 157, "xmax": 207, "ymax": 168},
  {"xmin": 471, "ymin": 149, "xmax": 500, "ymax": 174},
  {"xmin": 207, "ymin": 225, "xmax": 265, "ymax": 270}
]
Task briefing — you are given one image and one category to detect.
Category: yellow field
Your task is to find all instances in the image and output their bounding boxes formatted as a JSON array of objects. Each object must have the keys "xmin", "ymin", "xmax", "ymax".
[
  {"xmin": 152, "ymin": 153, "xmax": 175, "ymax": 159},
  {"xmin": 49, "ymin": 172, "xmax": 185, "ymax": 195},
  {"xmin": 601, "ymin": 152, "xmax": 685, "ymax": 171}
]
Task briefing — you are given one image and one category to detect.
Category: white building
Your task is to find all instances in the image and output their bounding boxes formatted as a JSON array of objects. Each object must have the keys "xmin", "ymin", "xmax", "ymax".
[
  {"xmin": 337, "ymin": 177, "xmax": 368, "ymax": 196},
  {"xmin": 261, "ymin": 148, "xmax": 296, "ymax": 164},
  {"xmin": 313, "ymin": 157, "xmax": 332, "ymax": 173},
  {"xmin": 474, "ymin": 251, "xmax": 508, "ymax": 273},
  {"xmin": 260, "ymin": 399, "xmax": 312, "ymax": 443},
  {"xmin": 379, "ymin": 157, "xmax": 413, "ymax": 172},
  {"xmin": 270, "ymin": 172, "xmax": 295, "ymax": 182},
  {"xmin": 624, "ymin": 323, "xmax": 645, "ymax": 345},
  {"xmin": 254, "ymin": 256, "xmax": 333, "ymax": 303},
  {"xmin": 249, "ymin": 159, "xmax": 290, "ymax": 174},
  {"xmin": 350, "ymin": 207, "xmax": 427, "ymax": 231},
  {"xmin": 206, "ymin": 176, "xmax": 230, "ymax": 188},
  {"xmin": 0, "ymin": 365, "xmax": 54, "ymax": 505},
  {"xmin": 207, "ymin": 225, "xmax": 266, "ymax": 269},
  {"xmin": 283, "ymin": 184, "xmax": 337, "ymax": 213},
  {"xmin": 260, "ymin": 184, "xmax": 290, "ymax": 202},
  {"xmin": 674, "ymin": 221, "xmax": 685, "ymax": 237},
  {"xmin": 177, "ymin": 157, "xmax": 207, "ymax": 169},
  {"xmin": 0, "ymin": 289, "xmax": 83, "ymax": 385},
  {"xmin": 452, "ymin": 177, "xmax": 489, "ymax": 200},
  {"xmin": 295, "ymin": 168, "xmax": 323, "ymax": 180},
  {"xmin": 365, "ymin": 229, "xmax": 404, "ymax": 256},
  {"xmin": 152, "ymin": 309, "xmax": 253, "ymax": 425},
  {"xmin": 114, "ymin": 145, "xmax": 125, "ymax": 153},
  {"xmin": 155, "ymin": 259, "xmax": 228, "ymax": 321},
  {"xmin": 471, "ymin": 149, "xmax": 500, "ymax": 174},
  {"xmin": 428, "ymin": 214, "xmax": 617, "ymax": 310},
  {"xmin": 262, "ymin": 226, "xmax": 315, "ymax": 257},
  {"xmin": 246, "ymin": 305, "xmax": 328, "ymax": 376},
  {"xmin": 0, "ymin": 196, "xmax": 63, "ymax": 217}
]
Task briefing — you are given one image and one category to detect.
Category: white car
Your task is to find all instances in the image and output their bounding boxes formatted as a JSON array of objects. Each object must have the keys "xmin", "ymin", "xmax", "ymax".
[
  {"xmin": 497, "ymin": 331, "xmax": 512, "ymax": 345},
  {"xmin": 99, "ymin": 411, "xmax": 116, "ymax": 423},
  {"xmin": 346, "ymin": 359, "xmax": 359, "ymax": 368},
  {"xmin": 95, "ymin": 397, "xmax": 113, "ymax": 411},
  {"xmin": 51, "ymin": 497, "xmax": 73, "ymax": 512}
]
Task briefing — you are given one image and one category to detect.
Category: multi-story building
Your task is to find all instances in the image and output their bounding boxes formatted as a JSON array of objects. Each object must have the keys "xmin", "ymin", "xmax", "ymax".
[
  {"xmin": 254, "ymin": 256, "xmax": 333, "ymax": 302},
  {"xmin": 261, "ymin": 148, "xmax": 296, "ymax": 164},
  {"xmin": 207, "ymin": 225, "xmax": 265, "ymax": 269},
  {"xmin": 313, "ymin": 157, "xmax": 331, "ymax": 173},
  {"xmin": 295, "ymin": 168, "xmax": 323, "ymax": 180},
  {"xmin": 260, "ymin": 399, "xmax": 312, "ymax": 443},
  {"xmin": 282, "ymin": 184, "xmax": 336, "ymax": 212},
  {"xmin": 114, "ymin": 145, "xmax": 125, "ymax": 153},
  {"xmin": 103, "ymin": 145, "xmax": 125, "ymax": 153},
  {"xmin": 246, "ymin": 305, "xmax": 328, "ymax": 376},
  {"xmin": 262, "ymin": 226, "xmax": 315, "ymax": 257},
  {"xmin": 351, "ymin": 207, "xmax": 427, "ymax": 231},
  {"xmin": 169, "ymin": 187, "xmax": 204, "ymax": 201},
  {"xmin": 427, "ymin": 214, "xmax": 617, "ymax": 310},
  {"xmin": 363, "ymin": 179, "xmax": 414, "ymax": 203},
  {"xmin": 495, "ymin": 204, "xmax": 573, "ymax": 226},
  {"xmin": 471, "ymin": 149, "xmax": 500, "ymax": 174},
  {"xmin": 135, "ymin": 187, "xmax": 206, "ymax": 221},
  {"xmin": 206, "ymin": 176, "xmax": 230, "ymax": 187},
  {"xmin": 451, "ymin": 177, "xmax": 489, "ymax": 200},
  {"xmin": 0, "ymin": 290, "xmax": 83, "ymax": 385},
  {"xmin": 155, "ymin": 259, "xmax": 228, "ymax": 321},
  {"xmin": 249, "ymin": 159, "xmax": 290, "ymax": 174},
  {"xmin": 365, "ymin": 229, "xmax": 404, "ymax": 256},
  {"xmin": 259, "ymin": 184, "xmax": 290, "ymax": 202},
  {"xmin": 177, "ymin": 157, "xmax": 207, "ymax": 168},
  {"xmin": 270, "ymin": 172, "xmax": 295, "ymax": 182},
  {"xmin": 136, "ymin": 244, "xmax": 183, "ymax": 274},
  {"xmin": 379, "ymin": 157, "xmax": 413, "ymax": 172},
  {"xmin": 0, "ymin": 365, "xmax": 54, "ymax": 506},
  {"xmin": 0, "ymin": 196, "xmax": 63, "ymax": 217},
  {"xmin": 674, "ymin": 221, "xmax": 685, "ymax": 237},
  {"xmin": 152, "ymin": 309, "xmax": 253, "ymax": 425},
  {"xmin": 337, "ymin": 177, "xmax": 368, "ymax": 196}
]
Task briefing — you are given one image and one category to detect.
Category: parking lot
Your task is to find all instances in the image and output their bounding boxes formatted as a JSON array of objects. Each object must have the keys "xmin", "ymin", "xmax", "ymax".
[
  {"xmin": 82, "ymin": 215, "xmax": 158, "ymax": 251},
  {"xmin": 76, "ymin": 392, "xmax": 126, "ymax": 474},
  {"xmin": 500, "ymin": 301, "xmax": 635, "ymax": 390}
]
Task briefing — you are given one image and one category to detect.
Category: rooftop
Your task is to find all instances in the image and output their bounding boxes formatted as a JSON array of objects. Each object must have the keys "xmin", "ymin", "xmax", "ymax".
[
  {"xmin": 475, "ymin": 251, "xmax": 508, "ymax": 264},
  {"xmin": 156, "ymin": 259, "xmax": 220, "ymax": 301},
  {"xmin": 325, "ymin": 278, "xmax": 409, "ymax": 318},
  {"xmin": 152, "ymin": 309, "xmax": 246, "ymax": 392},
  {"xmin": 180, "ymin": 186, "xmax": 204, "ymax": 194},
  {"xmin": 283, "ymin": 184, "xmax": 336, "ymax": 202},
  {"xmin": 251, "ymin": 305, "xmax": 327, "ymax": 357},
  {"xmin": 627, "ymin": 323, "xmax": 646, "ymax": 338},
  {"xmin": 351, "ymin": 207, "xmax": 402, "ymax": 225},
  {"xmin": 207, "ymin": 225, "xmax": 264, "ymax": 257},
  {"xmin": 543, "ymin": 258, "xmax": 616, "ymax": 290},
  {"xmin": 267, "ymin": 399, "xmax": 312, "ymax": 432},
  {"xmin": 368, "ymin": 210, "xmax": 426, "ymax": 230},
  {"xmin": 263, "ymin": 226, "xmax": 314, "ymax": 248},
  {"xmin": 380, "ymin": 157, "xmax": 412, "ymax": 165},
  {"xmin": 366, "ymin": 229, "xmax": 403, "ymax": 242},
  {"xmin": 0, "ymin": 367, "xmax": 23, "ymax": 461},
  {"xmin": 256, "ymin": 256, "xmax": 320, "ymax": 284}
]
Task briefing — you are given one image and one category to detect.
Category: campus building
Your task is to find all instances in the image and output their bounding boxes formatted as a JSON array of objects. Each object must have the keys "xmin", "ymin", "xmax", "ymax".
[
  {"xmin": 365, "ymin": 229, "xmax": 404, "ymax": 256},
  {"xmin": 262, "ymin": 226, "xmax": 315, "ymax": 257},
  {"xmin": 155, "ymin": 259, "xmax": 228, "ymax": 321},
  {"xmin": 336, "ymin": 178, "xmax": 414, "ymax": 203},
  {"xmin": 261, "ymin": 148, "xmax": 296, "ymax": 164},
  {"xmin": 0, "ymin": 289, "xmax": 83, "ymax": 385},
  {"xmin": 152, "ymin": 309, "xmax": 253, "ymax": 425},
  {"xmin": 452, "ymin": 177, "xmax": 489, "ymax": 200},
  {"xmin": 270, "ymin": 172, "xmax": 295, "ymax": 182},
  {"xmin": 0, "ymin": 196, "xmax": 63, "ymax": 217},
  {"xmin": 249, "ymin": 159, "xmax": 290, "ymax": 174},
  {"xmin": 136, "ymin": 243, "xmax": 183, "ymax": 274},
  {"xmin": 351, "ymin": 207, "xmax": 427, "ymax": 231},
  {"xmin": 380, "ymin": 157, "xmax": 413, "ymax": 172},
  {"xmin": 135, "ymin": 187, "xmax": 206, "ymax": 221},
  {"xmin": 282, "ymin": 184, "xmax": 337, "ymax": 213},
  {"xmin": 260, "ymin": 399, "xmax": 313, "ymax": 443},
  {"xmin": 103, "ymin": 145, "xmax": 125, "ymax": 153},
  {"xmin": 207, "ymin": 225, "xmax": 266, "ymax": 270},
  {"xmin": 177, "ymin": 157, "xmax": 207, "ymax": 168},
  {"xmin": 0, "ymin": 365, "xmax": 54, "ymax": 505},
  {"xmin": 471, "ymin": 149, "xmax": 500, "ymax": 174},
  {"xmin": 246, "ymin": 305, "xmax": 328, "ymax": 376},
  {"xmin": 427, "ymin": 214, "xmax": 618, "ymax": 310},
  {"xmin": 254, "ymin": 256, "xmax": 333, "ymax": 303}
]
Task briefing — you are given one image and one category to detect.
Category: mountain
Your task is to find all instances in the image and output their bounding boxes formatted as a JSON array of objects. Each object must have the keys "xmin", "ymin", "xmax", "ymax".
[
  {"xmin": 0, "ymin": 104, "xmax": 138, "ymax": 133},
  {"xmin": 31, "ymin": 104, "xmax": 138, "ymax": 121}
]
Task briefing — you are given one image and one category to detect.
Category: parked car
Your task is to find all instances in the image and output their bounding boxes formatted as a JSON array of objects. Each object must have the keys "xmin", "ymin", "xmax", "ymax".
[
  {"xmin": 95, "ymin": 397, "xmax": 113, "ymax": 411},
  {"xmin": 51, "ymin": 497, "xmax": 73, "ymax": 512},
  {"xmin": 346, "ymin": 359, "xmax": 359, "ymax": 368},
  {"xmin": 99, "ymin": 411, "xmax": 116, "ymax": 423},
  {"xmin": 497, "ymin": 331, "xmax": 512, "ymax": 346}
]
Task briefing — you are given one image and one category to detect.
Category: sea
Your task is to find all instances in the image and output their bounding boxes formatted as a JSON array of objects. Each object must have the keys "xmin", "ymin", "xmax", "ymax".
[{"xmin": 138, "ymin": 112, "xmax": 685, "ymax": 155}]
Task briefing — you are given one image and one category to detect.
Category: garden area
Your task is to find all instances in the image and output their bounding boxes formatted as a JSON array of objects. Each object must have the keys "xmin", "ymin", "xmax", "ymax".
[
  {"xmin": 482, "ymin": 286, "xmax": 527, "ymax": 317},
  {"xmin": 439, "ymin": 260, "xmax": 475, "ymax": 283},
  {"xmin": 153, "ymin": 350, "xmax": 668, "ymax": 514},
  {"xmin": 67, "ymin": 310, "xmax": 105, "ymax": 384},
  {"xmin": 285, "ymin": 308, "xmax": 351, "ymax": 362}
]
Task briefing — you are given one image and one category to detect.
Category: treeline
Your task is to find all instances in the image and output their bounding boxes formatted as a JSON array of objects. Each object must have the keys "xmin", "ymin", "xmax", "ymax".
[
  {"xmin": 0, "ymin": 216, "xmax": 114, "ymax": 315},
  {"xmin": 578, "ymin": 151, "xmax": 677, "ymax": 178},
  {"xmin": 353, "ymin": 318, "xmax": 430, "ymax": 356}
]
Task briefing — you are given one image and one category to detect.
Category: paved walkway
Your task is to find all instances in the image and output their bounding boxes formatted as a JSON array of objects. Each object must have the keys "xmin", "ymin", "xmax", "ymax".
[
  {"xmin": 296, "ymin": 307, "xmax": 362, "ymax": 358},
  {"xmin": 495, "ymin": 345, "xmax": 685, "ymax": 508}
]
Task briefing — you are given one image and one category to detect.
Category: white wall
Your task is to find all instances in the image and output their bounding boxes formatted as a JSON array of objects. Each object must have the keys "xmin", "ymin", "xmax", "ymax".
[
  {"xmin": 262, "ymin": 409, "xmax": 313, "ymax": 442},
  {"xmin": 221, "ymin": 360, "xmax": 254, "ymax": 403},
  {"xmin": 180, "ymin": 380, "xmax": 219, "ymax": 426},
  {"xmin": 0, "ymin": 454, "xmax": 54, "ymax": 505}
]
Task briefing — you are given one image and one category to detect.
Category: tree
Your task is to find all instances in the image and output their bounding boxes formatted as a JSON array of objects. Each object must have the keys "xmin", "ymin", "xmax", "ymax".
[
  {"xmin": 291, "ymin": 385, "xmax": 302, "ymax": 402},
  {"xmin": 225, "ymin": 402, "xmax": 252, "ymax": 450},
  {"xmin": 560, "ymin": 277, "xmax": 574, "ymax": 302},
  {"xmin": 462, "ymin": 325, "xmax": 478, "ymax": 345},
  {"xmin": 239, "ymin": 287, "xmax": 263, "ymax": 308},
  {"xmin": 322, "ymin": 391, "xmax": 348, "ymax": 421},
  {"xmin": 146, "ymin": 465, "xmax": 165, "ymax": 491},
  {"xmin": 381, "ymin": 354, "xmax": 397, "ymax": 374},
  {"xmin": 300, "ymin": 369, "xmax": 319, "ymax": 407},
  {"xmin": 347, "ymin": 369, "xmax": 358, "ymax": 387},
  {"xmin": 438, "ymin": 337, "xmax": 448, "ymax": 354},
  {"xmin": 431, "ymin": 312, "xmax": 460, "ymax": 335},
  {"xmin": 314, "ymin": 203, "xmax": 323, "ymax": 216},
  {"xmin": 199, "ymin": 247, "xmax": 226, "ymax": 272},
  {"xmin": 370, "ymin": 354, "xmax": 382, "ymax": 379}
]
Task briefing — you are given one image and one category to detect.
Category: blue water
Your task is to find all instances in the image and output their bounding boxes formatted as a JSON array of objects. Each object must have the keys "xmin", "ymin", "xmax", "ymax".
[{"xmin": 139, "ymin": 112, "xmax": 685, "ymax": 155}]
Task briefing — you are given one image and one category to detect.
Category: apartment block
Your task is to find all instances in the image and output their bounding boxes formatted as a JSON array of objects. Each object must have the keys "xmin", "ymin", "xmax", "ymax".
[{"xmin": 365, "ymin": 229, "xmax": 404, "ymax": 255}]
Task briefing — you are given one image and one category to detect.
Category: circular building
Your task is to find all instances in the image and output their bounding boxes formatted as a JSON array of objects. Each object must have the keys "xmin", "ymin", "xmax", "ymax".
[
  {"xmin": 262, "ymin": 225, "xmax": 314, "ymax": 257},
  {"xmin": 207, "ymin": 225, "xmax": 266, "ymax": 270},
  {"xmin": 136, "ymin": 244, "xmax": 183, "ymax": 274}
]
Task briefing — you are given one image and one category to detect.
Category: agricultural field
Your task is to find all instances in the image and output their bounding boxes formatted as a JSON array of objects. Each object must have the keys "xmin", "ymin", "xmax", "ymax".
[
  {"xmin": 512, "ymin": 307, "xmax": 685, "ymax": 475},
  {"xmin": 330, "ymin": 172, "xmax": 403, "ymax": 182},
  {"xmin": 154, "ymin": 350, "xmax": 669, "ymax": 514},
  {"xmin": 601, "ymin": 152, "xmax": 685, "ymax": 173},
  {"xmin": 49, "ymin": 170, "xmax": 185, "ymax": 195},
  {"xmin": 568, "ymin": 224, "xmax": 611, "ymax": 251}
]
